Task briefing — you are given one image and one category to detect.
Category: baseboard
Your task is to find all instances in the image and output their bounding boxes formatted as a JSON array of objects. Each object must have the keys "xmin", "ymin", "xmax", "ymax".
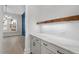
[{"xmin": 24, "ymin": 49, "xmax": 30, "ymax": 54}]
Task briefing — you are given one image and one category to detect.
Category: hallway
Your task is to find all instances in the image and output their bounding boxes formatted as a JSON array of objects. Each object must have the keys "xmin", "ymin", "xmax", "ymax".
[{"xmin": 0, "ymin": 5, "xmax": 25, "ymax": 54}]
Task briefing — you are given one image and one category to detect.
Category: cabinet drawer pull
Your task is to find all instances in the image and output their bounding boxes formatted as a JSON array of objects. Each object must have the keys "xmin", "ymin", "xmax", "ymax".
[
  {"xmin": 33, "ymin": 42, "xmax": 36, "ymax": 46},
  {"xmin": 57, "ymin": 50, "xmax": 64, "ymax": 54},
  {"xmin": 43, "ymin": 43, "xmax": 47, "ymax": 46},
  {"xmin": 36, "ymin": 39, "xmax": 39, "ymax": 41}
]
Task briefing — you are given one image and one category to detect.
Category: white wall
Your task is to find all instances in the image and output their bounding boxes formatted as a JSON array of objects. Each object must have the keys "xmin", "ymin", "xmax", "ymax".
[
  {"xmin": 25, "ymin": 6, "xmax": 30, "ymax": 53},
  {"xmin": 3, "ymin": 12, "xmax": 22, "ymax": 36},
  {"xmin": 38, "ymin": 5, "xmax": 79, "ymax": 21},
  {"xmin": 27, "ymin": 6, "xmax": 43, "ymax": 33},
  {"xmin": 37, "ymin": 5, "xmax": 79, "ymax": 40},
  {"xmin": 41, "ymin": 21, "xmax": 79, "ymax": 40},
  {"xmin": 0, "ymin": 6, "xmax": 3, "ymax": 40},
  {"xmin": 0, "ymin": 6, "xmax": 4, "ymax": 53},
  {"xmin": 27, "ymin": 5, "xmax": 79, "ymax": 33},
  {"xmin": 3, "ymin": 5, "xmax": 25, "ymax": 15}
]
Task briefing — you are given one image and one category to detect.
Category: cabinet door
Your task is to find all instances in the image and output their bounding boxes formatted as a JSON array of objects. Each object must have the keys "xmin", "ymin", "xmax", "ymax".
[
  {"xmin": 41, "ymin": 45, "xmax": 55, "ymax": 54},
  {"xmin": 30, "ymin": 36, "xmax": 41, "ymax": 54}
]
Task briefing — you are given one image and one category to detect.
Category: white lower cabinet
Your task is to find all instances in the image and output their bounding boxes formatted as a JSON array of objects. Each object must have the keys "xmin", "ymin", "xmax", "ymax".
[
  {"xmin": 30, "ymin": 35, "xmax": 73, "ymax": 54},
  {"xmin": 30, "ymin": 35, "xmax": 41, "ymax": 54}
]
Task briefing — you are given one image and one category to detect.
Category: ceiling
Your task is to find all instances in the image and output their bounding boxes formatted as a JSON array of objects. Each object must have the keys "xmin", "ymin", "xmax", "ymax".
[{"xmin": 3, "ymin": 5, "xmax": 25, "ymax": 15}]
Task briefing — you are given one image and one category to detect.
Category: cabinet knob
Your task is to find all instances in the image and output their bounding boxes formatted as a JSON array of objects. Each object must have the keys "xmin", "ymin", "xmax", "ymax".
[
  {"xmin": 33, "ymin": 42, "xmax": 36, "ymax": 46},
  {"xmin": 36, "ymin": 39, "xmax": 39, "ymax": 41},
  {"xmin": 43, "ymin": 43, "xmax": 47, "ymax": 46}
]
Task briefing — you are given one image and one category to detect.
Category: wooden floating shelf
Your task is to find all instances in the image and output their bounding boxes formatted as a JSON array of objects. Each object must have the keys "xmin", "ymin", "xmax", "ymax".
[{"xmin": 37, "ymin": 15, "xmax": 79, "ymax": 24}]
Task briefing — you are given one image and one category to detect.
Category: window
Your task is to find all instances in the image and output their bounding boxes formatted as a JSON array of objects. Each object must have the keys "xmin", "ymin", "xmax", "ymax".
[{"xmin": 3, "ymin": 15, "xmax": 17, "ymax": 32}]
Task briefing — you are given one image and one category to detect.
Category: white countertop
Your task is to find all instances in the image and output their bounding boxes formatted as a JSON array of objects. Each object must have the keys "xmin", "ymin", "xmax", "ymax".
[{"xmin": 30, "ymin": 32, "xmax": 79, "ymax": 53}]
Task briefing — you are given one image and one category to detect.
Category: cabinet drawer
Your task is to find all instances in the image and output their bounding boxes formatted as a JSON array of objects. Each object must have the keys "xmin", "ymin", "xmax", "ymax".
[
  {"xmin": 55, "ymin": 46, "xmax": 73, "ymax": 54},
  {"xmin": 30, "ymin": 35, "xmax": 41, "ymax": 43},
  {"xmin": 41, "ymin": 40, "xmax": 57, "ymax": 53},
  {"xmin": 35, "ymin": 37, "xmax": 41, "ymax": 43},
  {"xmin": 41, "ymin": 45, "xmax": 56, "ymax": 54},
  {"xmin": 41, "ymin": 40, "xmax": 73, "ymax": 54}
]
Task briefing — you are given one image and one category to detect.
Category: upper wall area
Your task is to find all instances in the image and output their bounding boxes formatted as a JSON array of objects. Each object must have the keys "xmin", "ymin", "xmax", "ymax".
[{"xmin": 27, "ymin": 5, "xmax": 79, "ymax": 33}]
